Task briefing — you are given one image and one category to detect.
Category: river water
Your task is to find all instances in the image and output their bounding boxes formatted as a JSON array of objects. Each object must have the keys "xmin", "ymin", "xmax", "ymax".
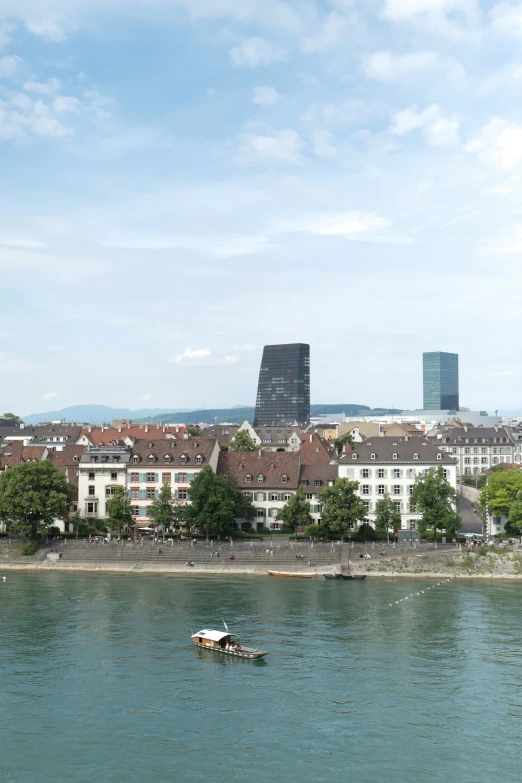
[{"xmin": 0, "ymin": 572, "xmax": 521, "ymax": 782}]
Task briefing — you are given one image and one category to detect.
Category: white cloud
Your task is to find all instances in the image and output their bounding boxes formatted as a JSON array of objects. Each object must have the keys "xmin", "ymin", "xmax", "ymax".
[
  {"xmin": 173, "ymin": 347, "xmax": 212, "ymax": 363},
  {"xmin": 302, "ymin": 98, "xmax": 385, "ymax": 130},
  {"xmin": 466, "ymin": 118, "xmax": 522, "ymax": 170},
  {"xmin": 230, "ymin": 37, "xmax": 286, "ymax": 67},
  {"xmin": 43, "ymin": 392, "xmax": 58, "ymax": 400},
  {"xmin": 25, "ymin": 18, "xmax": 65, "ymax": 41},
  {"xmin": 389, "ymin": 104, "xmax": 460, "ymax": 145},
  {"xmin": 301, "ymin": 11, "xmax": 346, "ymax": 53},
  {"xmin": 24, "ymin": 78, "xmax": 62, "ymax": 95},
  {"xmin": 309, "ymin": 212, "xmax": 392, "ymax": 236},
  {"xmin": 235, "ymin": 128, "xmax": 304, "ymax": 165},
  {"xmin": 143, "ymin": 394, "xmax": 152, "ymax": 401},
  {"xmin": 252, "ymin": 86, "xmax": 281, "ymax": 106},
  {"xmin": 488, "ymin": 370, "xmax": 516, "ymax": 377},
  {"xmin": 0, "ymin": 236, "xmax": 46, "ymax": 248},
  {"xmin": 479, "ymin": 64, "xmax": 522, "ymax": 94},
  {"xmin": 491, "ymin": 2, "xmax": 522, "ymax": 37},
  {"xmin": 364, "ymin": 50, "xmax": 465, "ymax": 82},
  {"xmin": 380, "ymin": 0, "xmax": 480, "ymax": 37},
  {"xmin": 0, "ymin": 55, "xmax": 22, "ymax": 78},
  {"xmin": 312, "ymin": 129, "xmax": 337, "ymax": 159}
]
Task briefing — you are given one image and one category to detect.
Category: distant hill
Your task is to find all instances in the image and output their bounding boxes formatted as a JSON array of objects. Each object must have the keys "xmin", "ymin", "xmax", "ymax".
[
  {"xmin": 22, "ymin": 405, "xmax": 185, "ymax": 426},
  {"xmin": 22, "ymin": 403, "xmax": 402, "ymax": 426}
]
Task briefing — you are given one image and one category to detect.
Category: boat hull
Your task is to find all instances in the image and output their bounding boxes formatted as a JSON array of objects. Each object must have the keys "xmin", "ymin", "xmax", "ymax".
[
  {"xmin": 342, "ymin": 574, "xmax": 367, "ymax": 580},
  {"xmin": 193, "ymin": 642, "xmax": 268, "ymax": 659},
  {"xmin": 267, "ymin": 571, "xmax": 315, "ymax": 578}
]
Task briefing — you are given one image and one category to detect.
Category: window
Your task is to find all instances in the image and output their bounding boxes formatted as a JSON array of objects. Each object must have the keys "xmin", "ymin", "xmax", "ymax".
[
  {"xmin": 132, "ymin": 506, "xmax": 139, "ymax": 517},
  {"xmin": 258, "ymin": 475, "xmax": 264, "ymax": 483},
  {"xmin": 464, "ymin": 457, "xmax": 471, "ymax": 465},
  {"xmin": 370, "ymin": 453, "xmax": 376, "ymax": 460},
  {"xmin": 87, "ymin": 502, "xmax": 97, "ymax": 514},
  {"xmin": 146, "ymin": 472, "xmax": 156, "ymax": 482},
  {"xmin": 281, "ymin": 475, "xmax": 288, "ymax": 484},
  {"xmin": 361, "ymin": 485, "xmax": 370, "ymax": 495},
  {"xmin": 413, "ymin": 453, "xmax": 418, "ymax": 460},
  {"xmin": 111, "ymin": 472, "xmax": 118, "ymax": 481},
  {"xmin": 481, "ymin": 447, "xmax": 487, "ymax": 454},
  {"xmin": 408, "ymin": 485, "xmax": 414, "ymax": 495},
  {"xmin": 178, "ymin": 489, "xmax": 188, "ymax": 500},
  {"xmin": 178, "ymin": 473, "xmax": 187, "ymax": 484},
  {"xmin": 284, "ymin": 493, "xmax": 291, "ymax": 501},
  {"xmin": 130, "ymin": 472, "xmax": 139, "ymax": 483},
  {"xmin": 306, "ymin": 493, "xmax": 313, "ymax": 500},
  {"xmin": 473, "ymin": 467, "xmax": 479, "ymax": 474},
  {"xmin": 452, "ymin": 448, "xmax": 457, "ymax": 454},
  {"xmin": 377, "ymin": 485, "xmax": 385, "ymax": 495},
  {"xmin": 256, "ymin": 509, "xmax": 265, "ymax": 518},
  {"xmin": 105, "ymin": 486, "xmax": 117, "ymax": 497},
  {"xmin": 362, "ymin": 469, "xmax": 369, "ymax": 479},
  {"xmin": 393, "ymin": 469, "xmax": 401, "ymax": 479},
  {"xmin": 392, "ymin": 453, "xmax": 398, "ymax": 460},
  {"xmin": 409, "ymin": 520, "xmax": 416, "ymax": 530},
  {"xmin": 352, "ymin": 453, "xmax": 357, "ymax": 459},
  {"xmin": 493, "ymin": 448, "xmax": 497, "ymax": 455},
  {"xmin": 499, "ymin": 447, "xmax": 504, "ymax": 454},
  {"xmin": 148, "ymin": 455, "xmax": 155, "ymax": 464},
  {"xmin": 164, "ymin": 455, "xmax": 171, "ymax": 464},
  {"xmin": 271, "ymin": 493, "xmax": 278, "ymax": 501},
  {"xmin": 246, "ymin": 475, "xmax": 252, "ymax": 483},
  {"xmin": 464, "ymin": 467, "xmax": 470, "ymax": 475},
  {"xmin": 196, "ymin": 456, "xmax": 203, "ymax": 464},
  {"xmin": 130, "ymin": 488, "xmax": 139, "ymax": 500},
  {"xmin": 464, "ymin": 447, "xmax": 470, "ymax": 454},
  {"xmin": 493, "ymin": 457, "xmax": 499, "ymax": 464},
  {"xmin": 162, "ymin": 473, "xmax": 171, "ymax": 484},
  {"xmin": 133, "ymin": 455, "xmax": 139, "ymax": 464},
  {"xmin": 473, "ymin": 447, "xmax": 478, "ymax": 454},
  {"xmin": 393, "ymin": 485, "xmax": 401, "ymax": 495},
  {"xmin": 378, "ymin": 469, "xmax": 385, "ymax": 479},
  {"xmin": 270, "ymin": 509, "xmax": 278, "ymax": 518},
  {"xmin": 256, "ymin": 492, "xmax": 264, "ymax": 501},
  {"xmin": 407, "ymin": 469, "xmax": 415, "ymax": 479},
  {"xmin": 88, "ymin": 471, "xmax": 95, "ymax": 481},
  {"xmin": 473, "ymin": 457, "xmax": 479, "ymax": 464},
  {"xmin": 180, "ymin": 455, "xmax": 188, "ymax": 464},
  {"xmin": 363, "ymin": 500, "xmax": 370, "ymax": 510},
  {"xmin": 437, "ymin": 454, "xmax": 442, "ymax": 460},
  {"xmin": 394, "ymin": 501, "xmax": 401, "ymax": 512},
  {"xmin": 146, "ymin": 488, "xmax": 156, "ymax": 500},
  {"xmin": 88, "ymin": 485, "xmax": 95, "ymax": 496},
  {"xmin": 481, "ymin": 457, "xmax": 488, "ymax": 464}
]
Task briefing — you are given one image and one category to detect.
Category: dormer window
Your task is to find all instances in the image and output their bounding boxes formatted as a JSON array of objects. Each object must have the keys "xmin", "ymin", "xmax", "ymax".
[
  {"xmin": 164, "ymin": 455, "xmax": 171, "ymax": 463},
  {"xmin": 196, "ymin": 455, "xmax": 203, "ymax": 464},
  {"xmin": 392, "ymin": 453, "xmax": 398, "ymax": 460},
  {"xmin": 180, "ymin": 455, "xmax": 188, "ymax": 464},
  {"xmin": 281, "ymin": 475, "xmax": 288, "ymax": 484},
  {"xmin": 371, "ymin": 453, "xmax": 376, "ymax": 460},
  {"xmin": 437, "ymin": 453, "xmax": 442, "ymax": 460},
  {"xmin": 148, "ymin": 455, "xmax": 155, "ymax": 464},
  {"xmin": 352, "ymin": 453, "xmax": 358, "ymax": 459},
  {"xmin": 258, "ymin": 474, "xmax": 264, "ymax": 483},
  {"xmin": 133, "ymin": 455, "xmax": 139, "ymax": 464},
  {"xmin": 413, "ymin": 453, "xmax": 419, "ymax": 460},
  {"xmin": 246, "ymin": 474, "xmax": 252, "ymax": 483}
]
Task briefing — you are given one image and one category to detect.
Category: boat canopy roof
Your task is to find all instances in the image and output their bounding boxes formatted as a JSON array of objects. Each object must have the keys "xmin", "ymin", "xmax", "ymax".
[{"xmin": 192, "ymin": 629, "xmax": 230, "ymax": 642}]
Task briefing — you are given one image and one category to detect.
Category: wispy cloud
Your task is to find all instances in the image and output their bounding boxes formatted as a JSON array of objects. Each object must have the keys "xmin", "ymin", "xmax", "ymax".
[
  {"xmin": 390, "ymin": 104, "xmax": 460, "ymax": 146},
  {"xmin": 466, "ymin": 118, "xmax": 522, "ymax": 170},
  {"xmin": 235, "ymin": 128, "xmax": 304, "ymax": 165},
  {"xmin": 252, "ymin": 86, "xmax": 281, "ymax": 106},
  {"xmin": 173, "ymin": 347, "xmax": 211, "ymax": 363},
  {"xmin": 230, "ymin": 37, "xmax": 286, "ymax": 68},
  {"xmin": 43, "ymin": 391, "xmax": 58, "ymax": 400},
  {"xmin": 364, "ymin": 50, "xmax": 465, "ymax": 82},
  {"xmin": 488, "ymin": 370, "xmax": 516, "ymax": 377}
]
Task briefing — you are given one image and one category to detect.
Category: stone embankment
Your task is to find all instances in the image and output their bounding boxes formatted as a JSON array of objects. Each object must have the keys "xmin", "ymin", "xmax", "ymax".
[{"xmin": 1, "ymin": 539, "xmax": 521, "ymax": 578}]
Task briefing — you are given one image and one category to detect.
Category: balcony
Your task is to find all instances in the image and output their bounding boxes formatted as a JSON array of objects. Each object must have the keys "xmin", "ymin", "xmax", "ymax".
[{"xmin": 85, "ymin": 495, "xmax": 99, "ymax": 502}]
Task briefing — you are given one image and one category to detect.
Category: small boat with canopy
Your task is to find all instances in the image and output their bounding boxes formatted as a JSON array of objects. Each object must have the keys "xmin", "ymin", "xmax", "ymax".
[{"xmin": 191, "ymin": 624, "xmax": 269, "ymax": 659}]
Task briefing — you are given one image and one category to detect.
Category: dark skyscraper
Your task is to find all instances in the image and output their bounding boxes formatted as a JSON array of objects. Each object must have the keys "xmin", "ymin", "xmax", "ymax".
[
  {"xmin": 423, "ymin": 351, "xmax": 459, "ymax": 410},
  {"xmin": 254, "ymin": 343, "xmax": 310, "ymax": 425}
]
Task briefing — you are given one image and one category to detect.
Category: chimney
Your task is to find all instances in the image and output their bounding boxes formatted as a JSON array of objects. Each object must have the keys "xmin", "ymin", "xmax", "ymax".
[
  {"xmin": 23, "ymin": 438, "xmax": 30, "ymax": 447},
  {"xmin": 144, "ymin": 427, "xmax": 149, "ymax": 433},
  {"xmin": 258, "ymin": 449, "xmax": 262, "ymax": 458},
  {"xmin": 309, "ymin": 433, "xmax": 312, "ymax": 443}
]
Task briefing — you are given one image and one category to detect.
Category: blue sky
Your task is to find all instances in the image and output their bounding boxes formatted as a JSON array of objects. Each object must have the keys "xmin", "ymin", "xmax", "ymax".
[{"xmin": 1, "ymin": 0, "xmax": 522, "ymax": 415}]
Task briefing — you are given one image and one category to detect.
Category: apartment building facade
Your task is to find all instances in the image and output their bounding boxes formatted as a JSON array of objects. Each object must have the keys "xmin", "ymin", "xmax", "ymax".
[
  {"xmin": 78, "ymin": 446, "xmax": 131, "ymax": 520},
  {"xmin": 432, "ymin": 427, "xmax": 514, "ymax": 476},
  {"xmin": 338, "ymin": 438, "xmax": 457, "ymax": 530}
]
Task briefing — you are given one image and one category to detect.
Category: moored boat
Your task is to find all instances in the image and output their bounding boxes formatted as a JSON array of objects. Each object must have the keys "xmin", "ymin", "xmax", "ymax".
[
  {"xmin": 342, "ymin": 574, "xmax": 367, "ymax": 580},
  {"xmin": 267, "ymin": 570, "xmax": 315, "ymax": 578},
  {"xmin": 323, "ymin": 574, "xmax": 344, "ymax": 579},
  {"xmin": 191, "ymin": 628, "xmax": 269, "ymax": 659}
]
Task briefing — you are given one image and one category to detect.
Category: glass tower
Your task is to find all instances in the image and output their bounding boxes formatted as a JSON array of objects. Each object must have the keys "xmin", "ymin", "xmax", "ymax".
[
  {"xmin": 423, "ymin": 352, "xmax": 459, "ymax": 410},
  {"xmin": 254, "ymin": 343, "xmax": 310, "ymax": 425}
]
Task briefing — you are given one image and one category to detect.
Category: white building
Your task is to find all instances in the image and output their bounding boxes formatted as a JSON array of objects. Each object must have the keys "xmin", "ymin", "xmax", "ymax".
[
  {"xmin": 127, "ymin": 438, "xmax": 220, "ymax": 527},
  {"xmin": 432, "ymin": 426, "xmax": 515, "ymax": 476},
  {"xmin": 338, "ymin": 437, "xmax": 458, "ymax": 530},
  {"xmin": 78, "ymin": 446, "xmax": 131, "ymax": 520}
]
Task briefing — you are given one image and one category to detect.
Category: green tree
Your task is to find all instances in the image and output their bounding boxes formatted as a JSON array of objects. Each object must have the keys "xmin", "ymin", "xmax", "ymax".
[
  {"xmin": 507, "ymin": 490, "xmax": 522, "ymax": 535},
  {"xmin": 277, "ymin": 486, "xmax": 312, "ymax": 537},
  {"xmin": 0, "ymin": 461, "xmax": 73, "ymax": 540},
  {"xmin": 3, "ymin": 412, "xmax": 23, "ymax": 424},
  {"xmin": 148, "ymin": 482, "xmax": 178, "ymax": 531},
  {"xmin": 374, "ymin": 492, "xmax": 401, "ymax": 543},
  {"xmin": 333, "ymin": 433, "xmax": 356, "ymax": 456},
  {"xmin": 480, "ymin": 469, "xmax": 522, "ymax": 518},
  {"xmin": 106, "ymin": 486, "xmax": 134, "ymax": 538},
  {"xmin": 185, "ymin": 465, "xmax": 255, "ymax": 537},
  {"xmin": 187, "ymin": 426, "xmax": 200, "ymax": 437},
  {"xmin": 229, "ymin": 430, "xmax": 259, "ymax": 452},
  {"xmin": 410, "ymin": 466, "xmax": 461, "ymax": 543},
  {"xmin": 319, "ymin": 478, "xmax": 367, "ymax": 540}
]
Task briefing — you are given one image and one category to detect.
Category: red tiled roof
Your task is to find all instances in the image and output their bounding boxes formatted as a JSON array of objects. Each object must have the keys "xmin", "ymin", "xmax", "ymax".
[
  {"xmin": 299, "ymin": 432, "xmax": 336, "ymax": 465},
  {"xmin": 217, "ymin": 451, "xmax": 300, "ymax": 489}
]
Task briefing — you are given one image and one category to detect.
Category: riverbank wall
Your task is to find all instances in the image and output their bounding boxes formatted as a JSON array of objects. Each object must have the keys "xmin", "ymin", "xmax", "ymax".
[{"xmin": 1, "ymin": 540, "xmax": 522, "ymax": 578}]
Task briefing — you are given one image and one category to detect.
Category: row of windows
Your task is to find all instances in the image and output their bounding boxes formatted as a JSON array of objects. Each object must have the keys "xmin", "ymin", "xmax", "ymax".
[
  {"xmin": 361, "ymin": 485, "xmax": 415, "ymax": 496},
  {"xmin": 362, "ymin": 500, "xmax": 411, "ymax": 513},
  {"xmin": 353, "ymin": 453, "xmax": 442, "ymax": 461},
  {"xmin": 361, "ymin": 468, "xmax": 418, "ymax": 479},
  {"xmin": 243, "ymin": 491, "xmax": 294, "ymax": 502},
  {"xmin": 245, "ymin": 474, "xmax": 288, "ymax": 484},
  {"xmin": 131, "ymin": 454, "xmax": 204, "ymax": 465},
  {"xmin": 127, "ymin": 472, "xmax": 197, "ymax": 484}
]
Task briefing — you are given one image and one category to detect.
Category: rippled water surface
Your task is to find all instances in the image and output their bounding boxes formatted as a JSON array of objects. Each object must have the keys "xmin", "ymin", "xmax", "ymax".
[{"xmin": 1, "ymin": 572, "xmax": 522, "ymax": 782}]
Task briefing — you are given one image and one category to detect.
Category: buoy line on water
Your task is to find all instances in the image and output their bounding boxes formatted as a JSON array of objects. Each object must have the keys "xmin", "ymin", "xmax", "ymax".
[{"xmin": 388, "ymin": 578, "xmax": 453, "ymax": 607}]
